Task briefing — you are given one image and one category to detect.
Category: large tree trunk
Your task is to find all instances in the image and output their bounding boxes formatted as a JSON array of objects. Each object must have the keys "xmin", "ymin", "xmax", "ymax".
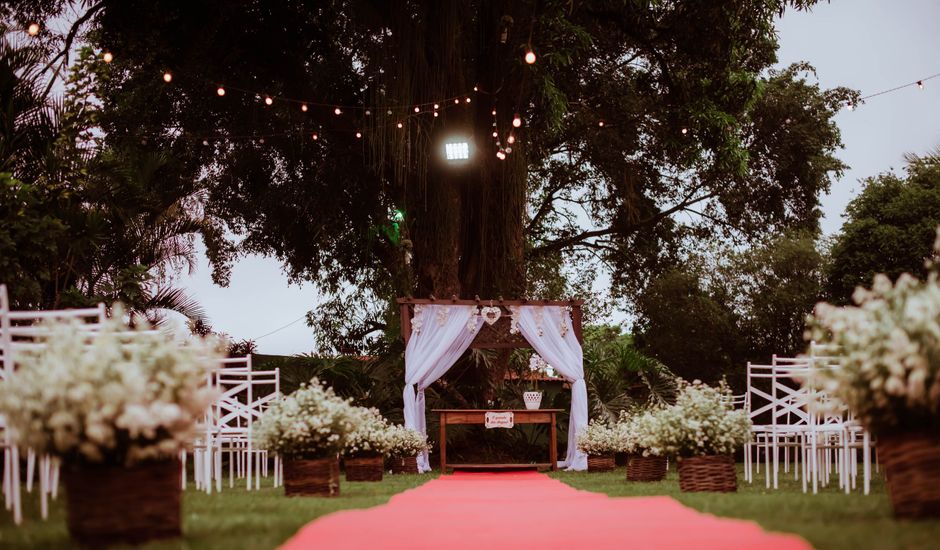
[{"xmin": 407, "ymin": 1, "xmax": 529, "ymax": 300}]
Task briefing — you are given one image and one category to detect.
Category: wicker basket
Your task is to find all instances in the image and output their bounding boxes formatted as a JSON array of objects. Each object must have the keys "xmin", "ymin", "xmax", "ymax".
[
  {"xmin": 390, "ymin": 456, "xmax": 419, "ymax": 474},
  {"xmin": 284, "ymin": 457, "xmax": 340, "ymax": 496},
  {"xmin": 587, "ymin": 454, "xmax": 616, "ymax": 472},
  {"xmin": 627, "ymin": 455, "xmax": 667, "ymax": 482},
  {"xmin": 677, "ymin": 454, "xmax": 736, "ymax": 492},
  {"xmin": 345, "ymin": 455, "xmax": 384, "ymax": 481},
  {"xmin": 878, "ymin": 432, "xmax": 940, "ymax": 519},
  {"xmin": 63, "ymin": 458, "xmax": 181, "ymax": 546}
]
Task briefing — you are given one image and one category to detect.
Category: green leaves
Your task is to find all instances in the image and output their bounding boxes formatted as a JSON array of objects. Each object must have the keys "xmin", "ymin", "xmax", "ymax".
[{"xmin": 827, "ymin": 151, "xmax": 940, "ymax": 303}]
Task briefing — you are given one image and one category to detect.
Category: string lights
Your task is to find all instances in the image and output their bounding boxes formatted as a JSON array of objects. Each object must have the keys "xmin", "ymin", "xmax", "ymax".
[
  {"xmin": 98, "ymin": 55, "xmax": 521, "ymax": 155},
  {"xmin": 27, "ymin": 23, "xmax": 40, "ymax": 36},
  {"xmin": 844, "ymin": 71, "xmax": 939, "ymax": 111},
  {"xmin": 525, "ymin": 50, "xmax": 536, "ymax": 64}
]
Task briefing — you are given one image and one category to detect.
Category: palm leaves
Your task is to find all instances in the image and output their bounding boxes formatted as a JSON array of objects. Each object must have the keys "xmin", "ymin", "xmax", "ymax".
[{"xmin": 584, "ymin": 337, "xmax": 678, "ymax": 422}]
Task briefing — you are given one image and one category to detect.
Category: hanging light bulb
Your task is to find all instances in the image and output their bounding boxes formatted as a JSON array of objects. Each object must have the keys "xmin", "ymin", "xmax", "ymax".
[
  {"xmin": 387, "ymin": 109, "xmax": 393, "ymax": 115},
  {"xmin": 512, "ymin": 115, "xmax": 522, "ymax": 128},
  {"xmin": 454, "ymin": 98, "xmax": 460, "ymax": 104},
  {"xmin": 259, "ymin": 137, "xmax": 265, "ymax": 144},
  {"xmin": 334, "ymin": 107, "xmax": 342, "ymax": 115},
  {"xmin": 433, "ymin": 112, "xmax": 439, "ymax": 118},
  {"xmin": 311, "ymin": 132, "xmax": 319, "ymax": 140},
  {"xmin": 163, "ymin": 71, "xmax": 173, "ymax": 83},
  {"xmin": 301, "ymin": 104, "xmax": 308, "ymax": 112},
  {"xmin": 414, "ymin": 106, "xmax": 420, "ymax": 113},
  {"xmin": 473, "ymin": 86, "xmax": 479, "ymax": 92},
  {"xmin": 525, "ymin": 50, "xmax": 536, "ymax": 64},
  {"xmin": 465, "ymin": 97, "xmax": 471, "ymax": 103},
  {"xmin": 433, "ymin": 103, "xmax": 440, "ymax": 110},
  {"xmin": 102, "ymin": 51, "xmax": 113, "ymax": 63},
  {"xmin": 356, "ymin": 131, "xmax": 362, "ymax": 138},
  {"xmin": 598, "ymin": 120, "xmax": 605, "ymax": 127},
  {"xmin": 492, "ymin": 131, "xmax": 498, "ymax": 138},
  {"xmin": 216, "ymin": 86, "xmax": 226, "ymax": 96},
  {"xmin": 202, "ymin": 139, "xmax": 209, "ymax": 146},
  {"xmin": 397, "ymin": 121, "xmax": 403, "ymax": 128},
  {"xmin": 365, "ymin": 109, "xmax": 371, "ymax": 116},
  {"xmin": 505, "ymin": 147, "xmax": 512, "ymax": 154},
  {"xmin": 496, "ymin": 151, "xmax": 506, "ymax": 160},
  {"xmin": 681, "ymin": 127, "xmax": 688, "ymax": 134},
  {"xmin": 507, "ymin": 134, "xmax": 515, "ymax": 144},
  {"xmin": 27, "ymin": 23, "xmax": 40, "ymax": 36}
]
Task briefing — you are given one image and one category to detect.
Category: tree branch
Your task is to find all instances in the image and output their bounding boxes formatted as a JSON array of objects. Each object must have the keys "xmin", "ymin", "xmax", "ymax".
[{"xmin": 530, "ymin": 191, "xmax": 717, "ymax": 256}]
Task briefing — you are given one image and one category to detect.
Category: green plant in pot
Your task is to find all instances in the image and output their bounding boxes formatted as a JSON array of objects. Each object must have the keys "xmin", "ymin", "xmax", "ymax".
[
  {"xmin": 0, "ymin": 310, "xmax": 221, "ymax": 546},
  {"xmin": 806, "ymin": 229, "xmax": 940, "ymax": 518}
]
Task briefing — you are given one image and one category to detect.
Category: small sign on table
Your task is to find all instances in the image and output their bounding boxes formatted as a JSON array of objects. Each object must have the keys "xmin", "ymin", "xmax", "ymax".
[{"xmin": 484, "ymin": 411, "xmax": 514, "ymax": 429}]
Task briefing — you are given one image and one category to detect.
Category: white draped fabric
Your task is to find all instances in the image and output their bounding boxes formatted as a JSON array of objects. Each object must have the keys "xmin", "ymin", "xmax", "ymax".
[
  {"xmin": 515, "ymin": 306, "xmax": 588, "ymax": 471},
  {"xmin": 403, "ymin": 304, "xmax": 483, "ymax": 472}
]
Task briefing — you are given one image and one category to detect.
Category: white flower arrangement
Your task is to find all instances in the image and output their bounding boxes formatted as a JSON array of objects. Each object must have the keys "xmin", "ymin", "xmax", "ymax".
[
  {"xmin": 343, "ymin": 406, "xmax": 394, "ymax": 458},
  {"xmin": 385, "ymin": 424, "xmax": 428, "ymax": 458},
  {"xmin": 805, "ymin": 232, "xmax": 940, "ymax": 433},
  {"xmin": 576, "ymin": 420, "xmax": 623, "ymax": 456},
  {"xmin": 635, "ymin": 380, "xmax": 751, "ymax": 457},
  {"xmin": 253, "ymin": 378, "xmax": 357, "ymax": 459},
  {"xmin": 616, "ymin": 409, "xmax": 664, "ymax": 456},
  {"xmin": 0, "ymin": 312, "xmax": 221, "ymax": 466}
]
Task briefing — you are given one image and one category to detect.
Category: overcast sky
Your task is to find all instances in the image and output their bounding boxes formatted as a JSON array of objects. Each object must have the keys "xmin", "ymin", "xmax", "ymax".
[{"xmin": 173, "ymin": 0, "xmax": 940, "ymax": 355}]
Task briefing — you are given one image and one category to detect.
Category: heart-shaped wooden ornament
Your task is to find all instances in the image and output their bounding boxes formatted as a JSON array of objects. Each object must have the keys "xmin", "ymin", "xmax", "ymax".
[{"xmin": 481, "ymin": 306, "xmax": 502, "ymax": 325}]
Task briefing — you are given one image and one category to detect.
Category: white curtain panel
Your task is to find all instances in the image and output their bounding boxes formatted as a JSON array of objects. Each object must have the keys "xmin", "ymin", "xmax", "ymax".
[
  {"xmin": 516, "ymin": 306, "xmax": 588, "ymax": 471},
  {"xmin": 403, "ymin": 304, "xmax": 483, "ymax": 472}
]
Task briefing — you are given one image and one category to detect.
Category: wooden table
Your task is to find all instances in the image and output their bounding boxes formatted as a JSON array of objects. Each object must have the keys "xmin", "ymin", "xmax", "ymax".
[{"xmin": 432, "ymin": 409, "xmax": 564, "ymax": 473}]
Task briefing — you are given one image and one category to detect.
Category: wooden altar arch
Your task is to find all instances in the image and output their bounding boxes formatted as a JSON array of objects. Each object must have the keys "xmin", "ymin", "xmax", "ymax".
[{"xmin": 396, "ymin": 297, "xmax": 584, "ymax": 348}]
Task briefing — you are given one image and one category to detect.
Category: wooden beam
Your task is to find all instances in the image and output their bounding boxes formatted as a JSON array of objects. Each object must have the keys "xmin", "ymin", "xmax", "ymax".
[{"xmin": 396, "ymin": 297, "xmax": 584, "ymax": 307}]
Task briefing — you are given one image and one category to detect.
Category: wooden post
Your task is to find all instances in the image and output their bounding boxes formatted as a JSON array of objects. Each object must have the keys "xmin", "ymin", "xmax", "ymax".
[
  {"xmin": 550, "ymin": 412, "xmax": 558, "ymax": 471},
  {"xmin": 400, "ymin": 303, "xmax": 412, "ymax": 346},
  {"xmin": 439, "ymin": 411, "xmax": 448, "ymax": 474}
]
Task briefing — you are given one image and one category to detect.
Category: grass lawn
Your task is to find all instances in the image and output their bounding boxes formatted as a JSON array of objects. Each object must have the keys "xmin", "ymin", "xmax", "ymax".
[
  {"xmin": 0, "ymin": 473, "xmax": 435, "ymax": 549},
  {"xmin": 552, "ymin": 465, "xmax": 940, "ymax": 550}
]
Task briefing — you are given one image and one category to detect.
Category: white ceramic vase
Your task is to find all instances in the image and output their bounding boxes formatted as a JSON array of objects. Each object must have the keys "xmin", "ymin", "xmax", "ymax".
[{"xmin": 523, "ymin": 391, "xmax": 543, "ymax": 410}]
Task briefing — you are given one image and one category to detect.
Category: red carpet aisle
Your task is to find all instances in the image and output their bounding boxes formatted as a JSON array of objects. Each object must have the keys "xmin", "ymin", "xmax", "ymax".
[{"xmin": 280, "ymin": 472, "xmax": 811, "ymax": 550}]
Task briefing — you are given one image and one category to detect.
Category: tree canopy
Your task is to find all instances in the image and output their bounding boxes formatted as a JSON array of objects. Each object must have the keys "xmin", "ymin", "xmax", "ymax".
[
  {"xmin": 4, "ymin": 1, "xmax": 855, "ymax": 352},
  {"xmin": 827, "ymin": 149, "xmax": 940, "ymax": 303}
]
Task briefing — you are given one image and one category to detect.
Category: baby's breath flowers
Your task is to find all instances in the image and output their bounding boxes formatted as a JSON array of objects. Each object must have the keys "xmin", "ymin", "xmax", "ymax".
[
  {"xmin": 805, "ymin": 230, "xmax": 940, "ymax": 434},
  {"xmin": 576, "ymin": 420, "xmax": 624, "ymax": 456},
  {"xmin": 386, "ymin": 424, "xmax": 428, "ymax": 458},
  {"xmin": 343, "ymin": 406, "xmax": 394, "ymax": 458},
  {"xmin": 253, "ymin": 379, "xmax": 357, "ymax": 459},
  {"xmin": 0, "ymin": 310, "xmax": 221, "ymax": 466},
  {"xmin": 635, "ymin": 380, "xmax": 751, "ymax": 457}
]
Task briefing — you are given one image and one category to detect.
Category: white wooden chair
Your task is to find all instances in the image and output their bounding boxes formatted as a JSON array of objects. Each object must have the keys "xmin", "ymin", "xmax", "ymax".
[{"xmin": 192, "ymin": 356, "xmax": 280, "ymax": 493}]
